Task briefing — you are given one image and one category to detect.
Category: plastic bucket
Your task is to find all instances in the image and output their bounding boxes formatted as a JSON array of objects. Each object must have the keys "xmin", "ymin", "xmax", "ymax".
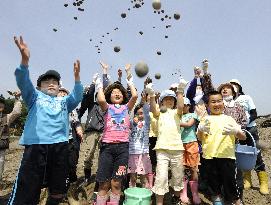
[
  {"xmin": 235, "ymin": 130, "xmax": 259, "ymax": 171},
  {"xmin": 123, "ymin": 187, "xmax": 152, "ymax": 205}
]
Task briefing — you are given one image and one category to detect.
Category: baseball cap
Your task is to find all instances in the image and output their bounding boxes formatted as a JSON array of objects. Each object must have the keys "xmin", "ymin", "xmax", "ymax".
[
  {"xmin": 159, "ymin": 90, "xmax": 176, "ymax": 103},
  {"xmin": 37, "ymin": 70, "xmax": 61, "ymax": 86}
]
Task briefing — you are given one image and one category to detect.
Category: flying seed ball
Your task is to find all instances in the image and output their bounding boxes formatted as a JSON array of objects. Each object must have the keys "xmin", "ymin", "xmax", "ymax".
[
  {"xmin": 74, "ymin": 17, "xmax": 78, "ymax": 20},
  {"xmin": 165, "ymin": 35, "xmax": 168, "ymax": 38},
  {"xmin": 78, "ymin": 8, "xmax": 84, "ymax": 11},
  {"xmin": 155, "ymin": 73, "xmax": 161, "ymax": 79},
  {"xmin": 157, "ymin": 51, "xmax": 161, "ymax": 55},
  {"xmin": 64, "ymin": 4, "xmax": 68, "ymax": 7},
  {"xmin": 161, "ymin": 18, "xmax": 164, "ymax": 21},
  {"xmin": 135, "ymin": 61, "xmax": 149, "ymax": 78},
  {"xmin": 53, "ymin": 28, "xmax": 57, "ymax": 32},
  {"xmin": 139, "ymin": 31, "xmax": 143, "ymax": 35},
  {"xmin": 174, "ymin": 13, "xmax": 181, "ymax": 20},
  {"xmin": 161, "ymin": 9, "xmax": 164, "ymax": 13},
  {"xmin": 114, "ymin": 46, "xmax": 121, "ymax": 52},
  {"xmin": 135, "ymin": 3, "xmax": 141, "ymax": 8},
  {"xmin": 121, "ymin": 13, "xmax": 127, "ymax": 18},
  {"xmin": 152, "ymin": 0, "xmax": 161, "ymax": 10}
]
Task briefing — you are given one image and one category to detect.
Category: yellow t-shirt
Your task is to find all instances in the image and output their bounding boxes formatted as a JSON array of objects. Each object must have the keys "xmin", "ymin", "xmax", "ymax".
[
  {"xmin": 154, "ymin": 109, "xmax": 184, "ymax": 151},
  {"xmin": 200, "ymin": 114, "xmax": 239, "ymax": 159}
]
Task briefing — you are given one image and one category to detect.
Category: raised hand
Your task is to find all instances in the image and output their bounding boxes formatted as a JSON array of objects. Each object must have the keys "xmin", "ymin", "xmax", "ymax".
[
  {"xmin": 125, "ymin": 63, "xmax": 132, "ymax": 80},
  {"xmin": 177, "ymin": 77, "xmax": 188, "ymax": 94},
  {"xmin": 74, "ymin": 60, "xmax": 80, "ymax": 81},
  {"xmin": 92, "ymin": 73, "xmax": 99, "ymax": 84},
  {"xmin": 14, "ymin": 36, "xmax": 30, "ymax": 66},
  {"xmin": 99, "ymin": 61, "xmax": 109, "ymax": 74},
  {"xmin": 145, "ymin": 83, "xmax": 155, "ymax": 97},
  {"xmin": 202, "ymin": 59, "xmax": 209, "ymax": 74},
  {"xmin": 93, "ymin": 73, "xmax": 103, "ymax": 90}
]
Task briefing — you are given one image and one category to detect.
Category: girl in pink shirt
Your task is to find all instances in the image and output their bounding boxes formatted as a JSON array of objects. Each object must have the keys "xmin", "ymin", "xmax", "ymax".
[{"xmin": 93, "ymin": 63, "xmax": 138, "ymax": 205}]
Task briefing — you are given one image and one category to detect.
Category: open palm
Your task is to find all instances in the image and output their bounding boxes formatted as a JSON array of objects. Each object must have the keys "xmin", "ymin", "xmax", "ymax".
[{"xmin": 14, "ymin": 36, "xmax": 30, "ymax": 65}]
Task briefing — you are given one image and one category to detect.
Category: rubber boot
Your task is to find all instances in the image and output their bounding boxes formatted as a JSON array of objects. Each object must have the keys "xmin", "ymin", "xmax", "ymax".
[
  {"xmin": 243, "ymin": 171, "xmax": 252, "ymax": 189},
  {"xmin": 147, "ymin": 173, "xmax": 154, "ymax": 189},
  {"xmin": 189, "ymin": 181, "xmax": 201, "ymax": 205},
  {"xmin": 257, "ymin": 171, "xmax": 269, "ymax": 195},
  {"xmin": 180, "ymin": 178, "xmax": 189, "ymax": 204}
]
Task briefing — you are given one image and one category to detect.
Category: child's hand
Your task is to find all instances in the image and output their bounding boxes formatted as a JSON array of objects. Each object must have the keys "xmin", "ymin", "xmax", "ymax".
[
  {"xmin": 222, "ymin": 123, "xmax": 240, "ymax": 136},
  {"xmin": 198, "ymin": 119, "xmax": 211, "ymax": 133},
  {"xmin": 144, "ymin": 76, "xmax": 152, "ymax": 88},
  {"xmin": 202, "ymin": 59, "xmax": 209, "ymax": 74},
  {"xmin": 74, "ymin": 60, "xmax": 80, "ymax": 81},
  {"xmin": 14, "ymin": 36, "xmax": 30, "ymax": 66},
  {"xmin": 100, "ymin": 61, "xmax": 109, "ymax": 74},
  {"xmin": 125, "ymin": 64, "xmax": 132, "ymax": 80},
  {"xmin": 141, "ymin": 92, "xmax": 147, "ymax": 103},
  {"xmin": 194, "ymin": 66, "xmax": 201, "ymax": 78},
  {"xmin": 145, "ymin": 83, "xmax": 155, "ymax": 97},
  {"xmin": 177, "ymin": 77, "xmax": 188, "ymax": 94},
  {"xmin": 93, "ymin": 74, "xmax": 103, "ymax": 90}
]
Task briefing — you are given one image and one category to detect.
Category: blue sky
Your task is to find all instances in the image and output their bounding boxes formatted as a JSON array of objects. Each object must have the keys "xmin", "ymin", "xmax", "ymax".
[{"xmin": 0, "ymin": 0, "xmax": 270, "ymax": 115}]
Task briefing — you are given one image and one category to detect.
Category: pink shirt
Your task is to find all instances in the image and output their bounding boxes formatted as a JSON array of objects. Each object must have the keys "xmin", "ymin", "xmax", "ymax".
[{"xmin": 102, "ymin": 104, "xmax": 130, "ymax": 143}]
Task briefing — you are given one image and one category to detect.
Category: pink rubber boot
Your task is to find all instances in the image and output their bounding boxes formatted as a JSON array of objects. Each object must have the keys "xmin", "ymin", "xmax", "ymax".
[
  {"xmin": 189, "ymin": 181, "xmax": 201, "ymax": 204},
  {"xmin": 180, "ymin": 178, "xmax": 190, "ymax": 204}
]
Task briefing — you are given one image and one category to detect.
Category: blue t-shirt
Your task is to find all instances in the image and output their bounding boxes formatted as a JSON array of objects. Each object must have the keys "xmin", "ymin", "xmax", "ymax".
[
  {"xmin": 181, "ymin": 113, "xmax": 198, "ymax": 143},
  {"xmin": 15, "ymin": 64, "xmax": 83, "ymax": 145}
]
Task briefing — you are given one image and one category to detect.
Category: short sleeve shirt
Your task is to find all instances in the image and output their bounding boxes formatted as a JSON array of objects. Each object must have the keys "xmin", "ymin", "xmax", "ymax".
[{"xmin": 181, "ymin": 113, "xmax": 198, "ymax": 143}]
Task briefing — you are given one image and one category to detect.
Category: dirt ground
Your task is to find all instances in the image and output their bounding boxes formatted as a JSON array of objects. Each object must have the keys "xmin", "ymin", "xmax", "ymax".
[{"xmin": 1, "ymin": 116, "xmax": 271, "ymax": 205}]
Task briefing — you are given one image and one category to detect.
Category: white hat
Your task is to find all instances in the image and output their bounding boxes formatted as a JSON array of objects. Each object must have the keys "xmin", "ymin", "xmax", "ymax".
[
  {"xmin": 159, "ymin": 90, "xmax": 176, "ymax": 103},
  {"xmin": 229, "ymin": 79, "xmax": 241, "ymax": 86}
]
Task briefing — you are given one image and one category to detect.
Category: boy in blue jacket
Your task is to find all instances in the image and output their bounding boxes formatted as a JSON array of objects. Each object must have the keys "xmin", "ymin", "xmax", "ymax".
[{"xmin": 8, "ymin": 36, "xmax": 83, "ymax": 205}]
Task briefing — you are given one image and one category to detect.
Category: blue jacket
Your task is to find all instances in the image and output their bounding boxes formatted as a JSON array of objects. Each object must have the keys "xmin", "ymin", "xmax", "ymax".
[{"xmin": 15, "ymin": 64, "xmax": 83, "ymax": 145}]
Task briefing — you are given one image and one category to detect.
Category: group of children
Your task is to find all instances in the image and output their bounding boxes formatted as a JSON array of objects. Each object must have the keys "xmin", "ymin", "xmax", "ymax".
[{"xmin": 0, "ymin": 36, "xmax": 269, "ymax": 205}]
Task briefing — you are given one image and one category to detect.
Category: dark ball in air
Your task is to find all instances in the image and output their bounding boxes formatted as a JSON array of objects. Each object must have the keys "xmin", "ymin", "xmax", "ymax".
[
  {"xmin": 114, "ymin": 46, "xmax": 121, "ymax": 52},
  {"xmin": 161, "ymin": 9, "xmax": 164, "ymax": 13},
  {"xmin": 78, "ymin": 8, "xmax": 84, "ymax": 11},
  {"xmin": 152, "ymin": 0, "xmax": 161, "ymax": 10},
  {"xmin": 155, "ymin": 73, "xmax": 161, "ymax": 79},
  {"xmin": 174, "ymin": 13, "xmax": 181, "ymax": 20},
  {"xmin": 73, "ymin": 2, "xmax": 76, "ymax": 6},
  {"xmin": 165, "ymin": 35, "xmax": 168, "ymax": 38},
  {"xmin": 135, "ymin": 61, "xmax": 149, "ymax": 78},
  {"xmin": 157, "ymin": 51, "xmax": 161, "ymax": 55},
  {"xmin": 139, "ymin": 31, "xmax": 143, "ymax": 35},
  {"xmin": 74, "ymin": 17, "xmax": 78, "ymax": 20},
  {"xmin": 135, "ymin": 3, "xmax": 141, "ymax": 8},
  {"xmin": 53, "ymin": 28, "xmax": 57, "ymax": 32},
  {"xmin": 121, "ymin": 13, "xmax": 127, "ymax": 18},
  {"xmin": 161, "ymin": 18, "xmax": 164, "ymax": 21},
  {"xmin": 64, "ymin": 4, "xmax": 68, "ymax": 7}
]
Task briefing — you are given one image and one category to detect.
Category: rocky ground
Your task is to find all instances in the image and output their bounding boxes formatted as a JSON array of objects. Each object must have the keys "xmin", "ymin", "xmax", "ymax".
[{"xmin": 1, "ymin": 115, "xmax": 271, "ymax": 205}]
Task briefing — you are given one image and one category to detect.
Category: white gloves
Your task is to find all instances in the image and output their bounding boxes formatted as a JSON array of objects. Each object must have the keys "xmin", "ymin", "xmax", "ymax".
[
  {"xmin": 202, "ymin": 59, "xmax": 209, "ymax": 74},
  {"xmin": 198, "ymin": 119, "xmax": 211, "ymax": 133},
  {"xmin": 93, "ymin": 73, "xmax": 103, "ymax": 90},
  {"xmin": 177, "ymin": 77, "xmax": 188, "ymax": 94},
  {"xmin": 126, "ymin": 76, "xmax": 134, "ymax": 86},
  {"xmin": 222, "ymin": 123, "xmax": 241, "ymax": 136},
  {"xmin": 145, "ymin": 83, "xmax": 155, "ymax": 97}
]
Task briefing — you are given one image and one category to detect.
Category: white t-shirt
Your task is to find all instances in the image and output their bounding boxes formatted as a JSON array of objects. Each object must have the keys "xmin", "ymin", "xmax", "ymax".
[{"xmin": 235, "ymin": 95, "xmax": 256, "ymax": 127}]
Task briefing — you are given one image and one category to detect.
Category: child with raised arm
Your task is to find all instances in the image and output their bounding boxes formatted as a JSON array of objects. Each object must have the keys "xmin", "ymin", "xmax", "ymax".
[
  {"xmin": 93, "ymin": 63, "xmax": 138, "ymax": 205},
  {"xmin": 146, "ymin": 78, "xmax": 188, "ymax": 205},
  {"xmin": 197, "ymin": 91, "xmax": 246, "ymax": 205},
  {"xmin": 128, "ymin": 93, "xmax": 152, "ymax": 189},
  {"xmin": 8, "ymin": 36, "xmax": 83, "ymax": 205},
  {"xmin": 179, "ymin": 97, "xmax": 201, "ymax": 204}
]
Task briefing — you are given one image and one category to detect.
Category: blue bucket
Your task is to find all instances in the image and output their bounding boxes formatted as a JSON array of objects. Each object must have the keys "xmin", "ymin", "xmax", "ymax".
[
  {"xmin": 235, "ymin": 130, "xmax": 259, "ymax": 171},
  {"xmin": 123, "ymin": 187, "xmax": 152, "ymax": 205}
]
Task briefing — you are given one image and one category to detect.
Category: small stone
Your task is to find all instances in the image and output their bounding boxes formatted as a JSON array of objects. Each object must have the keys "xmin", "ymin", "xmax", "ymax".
[
  {"xmin": 169, "ymin": 16, "xmax": 172, "ymax": 19},
  {"xmin": 135, "ymin": 3, "xmax": 141, "ymax": 8},
  {"xmin": 114, "ymin": 46, "xmax": 121, "ymax": 52},
  {"xmin": 107, "ymin": 32, "xmax": 110, "ymax": 35},
  {"xmin": 53, "ymin": 28, "xmax": 57, "ymax": 32},
  {"xmin": 100, "ymin": 41, "xmax": 103, "ymax": 44},
  {"xmin": 174, "ymin": 13, "xmax": 181, "ymax": 20},
  {"xmin": 74, "ymin": 17, "xmax": 78, "ymax": 20},
  {"xmin": 128, "ymin": 8, "xmax": 131, "ymax": 11},
  {"xmin": 157, "ymin": 51, "xmax": 161, "ymax": 55},
  {"xmin": 161, "ymin": 18, "xmax": 164, "ymax": 21},
  {"xmin": 161, "ymin": 9, "xmax": 164, "ymax": 13},
  {"xmin": 152, "ymin": 0, "xmax": 161, "ymax": 10},
  {"xmin": 78, "ymin": 8, "xmax": 84, "ymax": 11},
  {"xmin": 64, "ymin": 4, "xmax": 68, "ymax": 7},
  {"xmin": 110, "ymin": 39, "xmax": 113, "ymax": 41},
  {"xmin": 155, "ymin": 73, "xmax": 161, "ymax": 79},
  {"xmin": 139, "ymin": 31, "xmax": 143, "ymax": 35},
  {"xmin": 165, "ymin": 35, "xmax": 168, "ymax": 38},
  {"xmin": 102, "ymin": 35, "xmax": 104, "ymax": 37},
  {"xmin": 89, "ymin": 39, "xmax": 92, "ymax": 41},
  {"xmin": 73, "ymin": 2, "xmax": 76, "ymax": 6},
  {"xmin": 154, "ymin": 11, "xmax": 157, "ymax": 13},
  {"xmin": 165, "ymin": 15, "xmax": 168, "ymax": 18},
  {"xmin": 135, "ymin": 61, "xmax": 149, "ymax": 77},
  {"xmin": 153, "ymin": 26, "xmax": 156, "ymax": 28},
  {"xmin": 121, "ymin": 13, "xmax": 127, "ymax": 18}
]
